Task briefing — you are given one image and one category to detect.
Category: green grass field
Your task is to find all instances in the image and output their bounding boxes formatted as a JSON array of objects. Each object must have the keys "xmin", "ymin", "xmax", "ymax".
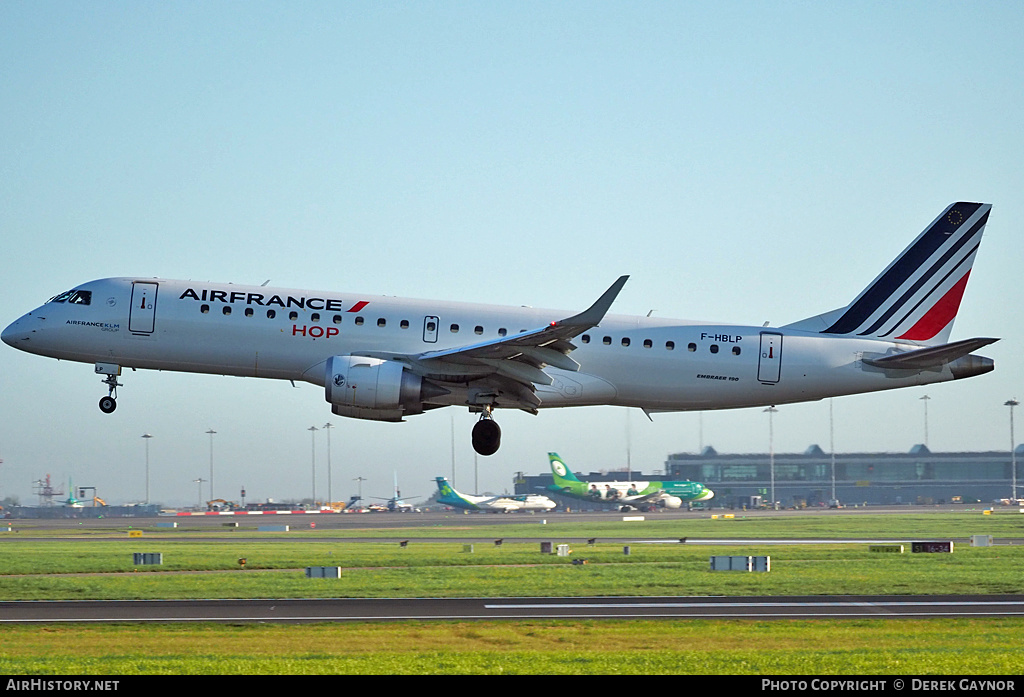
[
  {"xmin": 1, "ymin": 619, "xmax": 1023, "ymax": 675},
  {"xmin": 2, "ymin": 510, "xmax": 1022, "ymax": 674}
]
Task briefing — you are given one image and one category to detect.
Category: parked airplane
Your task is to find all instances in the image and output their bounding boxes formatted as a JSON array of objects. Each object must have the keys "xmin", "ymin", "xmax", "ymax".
[
  {"xmin": 2, "ymin": 203, "xmax": 997, "ymax": 457},
  {"xmin": 435, "ymin": 476, "xmax": 557, "ymax": 513},
  {"xmin": 371, "ymin": 495, "xmax": 417, "ymax": 513},
  {"xmin": 547, "ymin": 452, "xmax": 713, "ymax": 510},
  {"xmin": 371, "ymin": 476, "xmax": 420, "ymax": 512}
]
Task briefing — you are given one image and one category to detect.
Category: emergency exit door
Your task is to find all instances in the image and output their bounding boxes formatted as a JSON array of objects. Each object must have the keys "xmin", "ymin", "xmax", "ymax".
[
  {"xmin": 129, "ymin": 282, "xmax": 158, "ymax": 334},
  {"xmin": 423, "ymin": 316, "xmax": 439, "ymax": 343}
]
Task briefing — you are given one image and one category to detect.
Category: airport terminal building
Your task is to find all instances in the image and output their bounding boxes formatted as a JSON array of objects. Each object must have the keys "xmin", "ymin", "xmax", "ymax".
[
  {"xmin": 515, "ymin": 445, "xmax": 1023, "ymax": 508},
  {"xmin": 665, "ymin": 444, "xmax": 1024, "ymax": 507}
]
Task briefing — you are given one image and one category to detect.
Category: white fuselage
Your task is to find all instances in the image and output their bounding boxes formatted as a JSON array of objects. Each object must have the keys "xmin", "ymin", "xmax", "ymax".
[
  {"xmin": 462, "ymin": 494, "xmax": 557, "ymax": 513},
  {"xmin": 2, "ymin": 276, "xmax": 980, "ymax": 415}
]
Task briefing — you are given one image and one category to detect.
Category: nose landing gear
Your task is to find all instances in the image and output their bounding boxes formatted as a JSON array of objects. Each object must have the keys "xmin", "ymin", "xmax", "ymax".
[
  {"xmin": 95, "ymin": 363, "xmax": 121, "ymax": 414},
  {"xmin": 99, "ymin": 374, "xmax": 120, "ymax": 413}
]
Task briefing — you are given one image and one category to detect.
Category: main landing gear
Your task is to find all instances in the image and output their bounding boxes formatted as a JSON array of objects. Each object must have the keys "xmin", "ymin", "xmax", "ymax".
[{"xmin": 472, "ymin": 408, "xmax": 501, "ymax": 456}]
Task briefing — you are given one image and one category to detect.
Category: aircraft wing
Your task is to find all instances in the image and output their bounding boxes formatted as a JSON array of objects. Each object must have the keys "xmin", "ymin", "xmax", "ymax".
[
  {"xmin": 415, "ymin": 275, "xmax": 628, "ymax": 369},
  {"xmin": 357, "ymin": 276, "xmax": 628, "ymax": 412}
]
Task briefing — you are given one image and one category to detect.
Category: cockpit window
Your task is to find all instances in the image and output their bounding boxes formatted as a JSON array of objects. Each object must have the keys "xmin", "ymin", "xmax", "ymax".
[{"xmin": 48, "ymin": 290, "xmax": 93, "ymax": 306}]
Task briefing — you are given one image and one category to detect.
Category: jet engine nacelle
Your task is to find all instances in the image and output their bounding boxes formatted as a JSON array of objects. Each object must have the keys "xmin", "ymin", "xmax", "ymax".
[
  {"xmin": 325, "ymin": 355, "xmax": 447, "ymax": 422},
  {"xmin": 657, "ymin": 496, "xmax": 683, "ymax": 509}
]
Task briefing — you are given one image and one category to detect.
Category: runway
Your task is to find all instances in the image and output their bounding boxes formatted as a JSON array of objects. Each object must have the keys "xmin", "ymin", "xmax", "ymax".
[
  {"xmin": 2, "ymin": 595, "xmax": 1023, "ymax": 623},
  {"xmin": 9, "ymin": 503, "xmax": 993, "ymax": 531}
]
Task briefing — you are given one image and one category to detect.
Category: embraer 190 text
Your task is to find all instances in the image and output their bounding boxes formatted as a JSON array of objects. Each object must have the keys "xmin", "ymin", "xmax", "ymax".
[{"xmin": 2, "ymin": 203, "xmax": 997, "ymax": 456}]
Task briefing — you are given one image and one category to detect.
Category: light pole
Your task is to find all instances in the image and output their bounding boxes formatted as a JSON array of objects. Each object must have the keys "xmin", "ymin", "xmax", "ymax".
[
  {"xmin": 323, "ymin": 422, "xmax": 334, "ymax": 506},
  {"xmin": 205, "ymin": 429, "xmax": 217, "ymax": 501},
  {"xmin": 354, "ymin": 476, "xmax": 366, "ymax": 505},
  {"xmin": 764, "ymin": 406, "xmax": 778, "ymax": 508},
  {"xmin": 450, "ymin": 412, "xmax": 456, "ymax": 485},
  {"xmin": 1007, "ymin": 399, "xmax": 1019, "ymax": 502},
  {"xmin": 829, "ymin": 399, "xmax": 836, "ymax": 502},
  {"xmin": 920, "ymin": 395, "xmax": 931, "ymax": 448},
  {"xmin": 141, "ymin": 433, "xmax": 153, "ymax": 505},
  {"xmin": 626, "ymin": 409, "xmax": 632, "ymax": 480},
  {"xmin": 308, "ymin": 426, "xmax": 319, "ymax": 506},
  {"xmin": 193, "ymin": 478, "xmax": 207, "ymax": 508}
]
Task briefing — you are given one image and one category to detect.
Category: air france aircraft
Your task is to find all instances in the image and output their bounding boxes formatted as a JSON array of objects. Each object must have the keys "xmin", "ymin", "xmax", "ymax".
[
  {"xmin": 548, "ymin": 452, "xmax": 713, "ymax": 510},
  {"xmin": 435, "ymin": 477, "xmax": 557, "ymax": 513},
  {"xmin": 2, "ymin": 203, "xmax": 997, "ymax": 457}
]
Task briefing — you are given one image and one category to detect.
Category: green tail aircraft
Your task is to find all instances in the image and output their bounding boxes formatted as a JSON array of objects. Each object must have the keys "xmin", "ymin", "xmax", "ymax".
[
  {"xmin": 547, "ymin": 452, "xmax": 713, "ymax": 510},
  {"xmin": 435, "ymin": 476, "xmax": 556, "ymax": 513}
]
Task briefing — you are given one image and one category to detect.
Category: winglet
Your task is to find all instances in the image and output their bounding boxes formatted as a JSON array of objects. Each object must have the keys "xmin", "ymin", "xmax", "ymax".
[{"xmin": 555, "ymin": 275, "xmax": 629, "ymax": 330}]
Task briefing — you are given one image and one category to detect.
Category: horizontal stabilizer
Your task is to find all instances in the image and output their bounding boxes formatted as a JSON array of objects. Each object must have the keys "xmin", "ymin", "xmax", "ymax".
[{"xmin": 862, "ymin": 337, "xmax": 998, "ymax": 370}]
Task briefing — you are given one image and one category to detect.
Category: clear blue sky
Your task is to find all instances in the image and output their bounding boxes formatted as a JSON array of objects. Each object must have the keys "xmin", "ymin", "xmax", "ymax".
[{"xmin": 2, "ymin": 2, "xmax": 1022, "ymax": 507}]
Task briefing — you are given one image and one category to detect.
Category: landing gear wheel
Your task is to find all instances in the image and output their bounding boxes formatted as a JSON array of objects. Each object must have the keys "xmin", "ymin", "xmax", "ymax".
[
  {"xmin": 472, "ymin": 418, "xmax": 501, "ymax": 456},
  {"xmin": 99, "ymin": 396, "xmax": 117, "ymax": 414}
]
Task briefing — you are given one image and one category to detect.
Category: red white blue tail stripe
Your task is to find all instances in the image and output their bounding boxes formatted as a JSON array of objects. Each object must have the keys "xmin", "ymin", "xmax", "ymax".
[{"xmin": 820, "ymin": 202, "xmax": 990, "ymax": 345}]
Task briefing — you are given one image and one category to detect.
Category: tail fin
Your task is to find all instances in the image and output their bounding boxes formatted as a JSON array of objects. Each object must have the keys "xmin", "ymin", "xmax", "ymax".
[
  {"xmin": 435, "ymin": 476, "xmax": 455, "ymax": 497},
  {"xmin": 785, "ymin": 202, "xmax": 991, "ymax": 345},
  {"xmin": 548, "ymin": 452, "xmax": 583, "ymax": 486},
  {"xmin": 435, "ymin": 476, "xmax": 481, "ymax": 510}
]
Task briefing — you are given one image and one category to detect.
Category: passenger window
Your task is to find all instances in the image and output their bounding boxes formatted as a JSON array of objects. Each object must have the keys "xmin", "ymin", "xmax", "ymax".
[
  {"xmin": 289, "ymin": 311, "xmax": 299, "ymax": 321},
  {"xmin": 621, "ymin": 338, "xmax": 631, "ymax": 347},
  {"xmin": 450, "ymin": 324, "xmax": 460, "ymax": 333},
  {"xmin": 245, "ymin": 308, "xmax": 254, "ymax": 317},
  {"xmin": 603, "ymin": 336, "xmax": 612, "ymax": 345},
  {"xmin": 201, "ymin": 305, "xmax": 210, "ymax": 314},
  {"xmin": 474, "ymin": 325, "xmax": 484, "ymax": 335},
  {"xmin": 643, "ymin": 339, "xmax": 652, "ymax": 349},
  {"xmin": 688, "ymin": 343, "xmax": 697, "ymax": 352},
  {"xmin": 267, "ymin": 310, "xmax": 276, "ymax": 319},
  {"xmin": 426, "ymin": 321, "xmax": 436, "ymax": 332},
  {"xmin": 332, "ymin": 315, "xmax": 341, "ymax": 324},
  {"xmin": 400, "ymin": 320, "xmax": 409, "ymax": 329},
  {"xmin": 710, "ymin": 344, "xmax": 719, "ymax": 354},
  {"xmin": 666, "ymin": 341, "xmax": 675, "ymax": 351},
  {"xmin": 498, "ymin": 328, "xmax": 507, "ymax": 337},
  {"xmin": 223, "ymin": 306, "xmax": 231, "ymax": 316},
  {"xmin": 355, "ymin": 316, "xmax": 364, "ymax": 326},
  {"xmin": 377, "ymin": 318, "xmax": 386, "ymax": 327},
  {"xmin": 311, "ymin": 313, "xmax": 320, "ymax": 322},
  {"xmin": 733, "ymin": 346, "xmax": 741, "ymax": 356},
  {"xmin": 581, "ymin": 334, "xmax": 590, "ymax": 344}
]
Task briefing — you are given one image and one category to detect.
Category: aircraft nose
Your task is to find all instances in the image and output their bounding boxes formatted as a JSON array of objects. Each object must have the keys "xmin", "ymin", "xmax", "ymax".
[
  {"xmin": 3, "ymin": 315, "xmax": 32, "ymax": 348},
  {"xmin": 2, "ymin": 319, "xmax": 20, "ymax": 347}
]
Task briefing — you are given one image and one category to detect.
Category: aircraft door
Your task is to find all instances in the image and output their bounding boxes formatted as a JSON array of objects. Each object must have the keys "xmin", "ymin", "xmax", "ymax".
[
  {"xmin": 423, "ymin": 316, "xmax": 439, "ymax": 343},
  {"xmin": 757, "ymin": 332, "xmax": 782, "ymax": 384},
  {"xmin": 129, "ymin": 282, "xmax": 158, "ymax": 334}
]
